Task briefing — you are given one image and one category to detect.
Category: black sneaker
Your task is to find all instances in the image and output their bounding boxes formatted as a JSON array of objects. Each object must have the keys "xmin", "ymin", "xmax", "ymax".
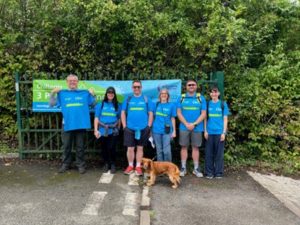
[
  {"xmin": 78, "ymin": 167, "xmax": 86, "ymax": 174},
  {"xmin": 110, "ymin": 164, "xmax": 116, "ymax": 174},
  {"xmin": 58, "ymin": 165, "xmax": 69, "ymax": 173},
  {"xmin": 104, "ymin": 164, "xmax": 110, "ymax": 172}
]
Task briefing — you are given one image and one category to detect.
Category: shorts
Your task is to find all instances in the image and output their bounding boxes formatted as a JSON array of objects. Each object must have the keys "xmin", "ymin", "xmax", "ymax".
[
  {"xmin": 179, "ymin": 130, "xmax": 202, "ymax": 147},
  {"xmin": 123, "ymin": 126, "xmax": 151, "ymax": 147}
]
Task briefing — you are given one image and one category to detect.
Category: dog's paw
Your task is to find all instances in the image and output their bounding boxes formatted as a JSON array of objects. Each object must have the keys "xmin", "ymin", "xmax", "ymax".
[{"xmin": 172, "ymin": 185, "xmax": 178, "ymax": 189}]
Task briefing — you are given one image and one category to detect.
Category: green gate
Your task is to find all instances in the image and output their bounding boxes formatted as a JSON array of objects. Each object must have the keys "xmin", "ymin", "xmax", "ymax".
[{"xmin": 15, "ymin": 71, "xmax": 224, "ymax": 159}]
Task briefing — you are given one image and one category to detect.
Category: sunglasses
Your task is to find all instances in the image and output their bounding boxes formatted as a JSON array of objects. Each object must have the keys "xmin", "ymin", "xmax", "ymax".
[
  {"xmin": 107, "ymin": 91, "xmax": 115, "ymax": 94},
  {"xmin": 133, "ymin": 86, "xmax": 141, "ymax": 89},
  {"xmin": 187, "ymin": 83, "xmax": 196, "ymax": 87}
]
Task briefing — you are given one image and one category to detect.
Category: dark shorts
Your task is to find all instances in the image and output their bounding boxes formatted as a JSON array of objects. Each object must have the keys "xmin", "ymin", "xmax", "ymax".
[{"xmin": 123, "ymin": 127, "xmax": 151, "ymax": 147}]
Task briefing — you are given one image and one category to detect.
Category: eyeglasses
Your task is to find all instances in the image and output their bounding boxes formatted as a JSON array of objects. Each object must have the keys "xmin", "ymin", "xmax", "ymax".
[
  {"xmin": 133, "ymin": 86, "xmax": 141, "ymax": 89},
  {"xmin": 187, "ymin": 83, "xmax": 196, "ymax": 87}
]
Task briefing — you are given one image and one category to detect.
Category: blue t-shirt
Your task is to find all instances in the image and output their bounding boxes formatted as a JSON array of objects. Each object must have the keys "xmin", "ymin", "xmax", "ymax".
[
  {"xmin": 152, "ymin": 102, "xmax": 177, "ymax": 135},
  {"xmin": 95, "ymin": 102, "xmax": 121, "ymax": 135},
  {"xmin": 56, "ymin": 90, "xmax": 95, "ymax": 131},
  {"xmin": 122, "ymin": 95, "xmax": 153, "ymax": 130},
  {"xmin": 176, "ymin": 93, "xmax": 207, "ymax": 132},
  {"xmin": 207, "ymin": 100, "xmax": 229, "ymax": 135}
]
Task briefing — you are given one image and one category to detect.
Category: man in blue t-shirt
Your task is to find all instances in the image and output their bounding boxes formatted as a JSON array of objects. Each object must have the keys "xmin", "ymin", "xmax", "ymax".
[
  {"xmin": 177, "ymin": 79, "xmax": 206, "ymax": 178},
  {"xmin": 204, "ymin": 86, "xmax": 229, "ymax": 179},
  {"xmin": 49, "ymin": 74, "xmax": 96, "ymax": 174},
  {"xmin": 121, "ymin": 80, "xmax": 153, "ymax": 176}
]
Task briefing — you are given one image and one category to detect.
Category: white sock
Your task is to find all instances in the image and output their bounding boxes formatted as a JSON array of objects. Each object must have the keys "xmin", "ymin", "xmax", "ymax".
[
  {"xmin": 129, "ymin": 162, "xmax": 134, "ymax": 167},
  {"xmin": 194, "ymin": 162, "xmax": 199, "ymax": 170},
  {"xmin": 181, "ymin": 161, "xmax": 186, "ymax": 169},
  {"xmin": 136, "ymin": 162, "xmax": 141, "ymax": 167}
]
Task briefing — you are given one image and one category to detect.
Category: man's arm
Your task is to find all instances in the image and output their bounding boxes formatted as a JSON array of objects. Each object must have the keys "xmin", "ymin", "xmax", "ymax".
[
  {"xmin": 121, "ymin": 111, "xmax": 127, "ymax": 128},
  {"xmin": 148, "ymin": 111, "xmax": 153, "ymax": 128},
  {"xmin": 49, "ymin": 87, "xmax": 61, "ymax": 107}
]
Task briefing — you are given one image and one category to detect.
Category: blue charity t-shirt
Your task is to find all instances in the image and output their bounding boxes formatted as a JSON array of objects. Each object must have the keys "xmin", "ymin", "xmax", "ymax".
[
  {"xmin": 94, "ymin": 101, "xmax": 121, "ymax": 135},
  {"xmin": 176, "ymin": 93, "xmax": 207, "ymax": 132},
  {"xmin": 207, "ymin": 100, "xmax": 229, "ymax": 135},
  {"xmin": 56, "ymin": 90, "xmax": 95, "ymax": 132},
  {"xmin": 152, "ymin": 102, "xmax": 177, "ymax": 135},
  {"xmin": 121, "ymin": 95, "xmax": 153, "ymax": 130}
]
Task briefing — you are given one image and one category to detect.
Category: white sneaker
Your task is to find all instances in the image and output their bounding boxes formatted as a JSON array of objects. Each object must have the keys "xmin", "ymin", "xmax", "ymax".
[
  {"xmin": 180, "ymin": 168, "xmax": 187, "ymax": 177},
  {"xmin": 193, "ymin": 168, "xmax": 203, "ymax": 178}
]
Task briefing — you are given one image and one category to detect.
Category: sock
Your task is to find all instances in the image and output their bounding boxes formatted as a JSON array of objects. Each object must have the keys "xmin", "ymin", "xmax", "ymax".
[
  {"xmin": 129, "ymin": 162, "xmax": 134, "ymax": 167},
  {"xmin": 181, "ymin": 160, "xmax": 186, "ymax": 169},
  {"xmin": 194, "ymin": 162, "xmax": 199, "ymax": 170},
  {"xmin": 136, "ymin": 162, "xmax": 141, "ymax": 167}
]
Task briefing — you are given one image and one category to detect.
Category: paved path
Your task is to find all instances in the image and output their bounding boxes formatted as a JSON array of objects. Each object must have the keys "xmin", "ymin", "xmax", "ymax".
[{"xmin": 1, "ymin": 160, "xmax": 299, "ymax": 225}]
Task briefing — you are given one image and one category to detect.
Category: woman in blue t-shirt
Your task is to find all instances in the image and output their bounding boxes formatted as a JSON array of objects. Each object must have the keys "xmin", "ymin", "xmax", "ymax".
[
  {"xmin": 204, "ymin": 86, "xmax": 229, "ymax": 179},
  {"xmin": 152, "ymin": 89, "xmax": 177, "ymax": 162},
  {"xmin": 94, "ymin": 87, "xmax": 121, "ymax": 173}
]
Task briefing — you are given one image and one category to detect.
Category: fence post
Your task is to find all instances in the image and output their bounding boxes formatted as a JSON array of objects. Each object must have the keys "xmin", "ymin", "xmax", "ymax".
[{"xmin": 15, "ymin": 72, "xmax": 23, "ymax": 159}]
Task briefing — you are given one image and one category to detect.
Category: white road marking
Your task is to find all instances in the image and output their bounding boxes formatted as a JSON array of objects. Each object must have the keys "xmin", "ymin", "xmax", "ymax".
[
  {"xmin": 99, "ymin": 172, "xmax": 114, "ymax": 184},
  {"xmin": 128, "ymin": 173, "xmax": 139, "ymax": 186},
  {"xmin": 122, "ymin": 192, "xmax": 139, "ymax": 217},
  {"xmin": 82, "ymin": 191, "xmax": 107, "ymax": 216}
]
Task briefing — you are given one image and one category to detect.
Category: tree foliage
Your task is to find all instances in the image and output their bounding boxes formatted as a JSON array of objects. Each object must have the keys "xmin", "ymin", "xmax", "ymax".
[{"xmin": 0, "ymin": 0, "xmax": 299, "ymax": 172}]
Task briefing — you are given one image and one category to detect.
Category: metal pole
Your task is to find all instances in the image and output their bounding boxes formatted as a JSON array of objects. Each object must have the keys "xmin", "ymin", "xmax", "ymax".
[{"xmin": 15, "ymin": 72, "xmax": 23, "ymax": 159}]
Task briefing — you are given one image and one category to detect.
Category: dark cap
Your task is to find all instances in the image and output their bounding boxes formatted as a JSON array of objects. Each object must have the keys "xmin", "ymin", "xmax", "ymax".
[{"xmin": 106, "ymin": 86, "xmax": 115, "ymax": 93}]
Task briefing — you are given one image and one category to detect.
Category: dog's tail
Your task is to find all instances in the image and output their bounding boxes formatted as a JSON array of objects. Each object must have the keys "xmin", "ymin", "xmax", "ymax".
[{"xmin": 175, "ymin": 166, "xmax": 181, "ymax": 184}]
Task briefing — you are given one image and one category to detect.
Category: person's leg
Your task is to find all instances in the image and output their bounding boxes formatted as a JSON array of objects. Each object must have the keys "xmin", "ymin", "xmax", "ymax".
[
  {"xmin": 109, "ymin": 135, "xmax": 118, "ymax": 166},
  {"xmin": 153, "ymin": 133, "xmax": 163, "ymax": 161},
  {"xmin": 162, "ymin": 134, "xmax": 172, "ymax": 162},
  {"xmin": 61, "ymin": 131, "xmax": 73, "ymax": 167},
  {"xmin": 179, "ymin": 130, "xmax": 190, "ymax": 174},
  {"xmin": 205, "ymin": 135, "xmax": 214, "ymax": 177},
  {"xmin": 75, "ymin": 130, "xmax": 86, "ymax": 173},
  {"xmin": 124, "ymin": 127, "xmax": 136, "ymax": 174},
  {"xmin": 214, "ymin": 135, "xmax": 225, "ymax": 177},
  {"xmin": 100, "ymin": 136, "xmax": 110, "ymax": 171},
  {"xmin": 191, "ymin": 132, "xmax": 203, "ymax": 177}
]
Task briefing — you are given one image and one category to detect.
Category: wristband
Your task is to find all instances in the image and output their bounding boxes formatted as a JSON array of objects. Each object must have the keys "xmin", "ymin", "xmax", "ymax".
[{"xmin": 193, "ymin": 122, "xmax": 197, "ymax": 126}]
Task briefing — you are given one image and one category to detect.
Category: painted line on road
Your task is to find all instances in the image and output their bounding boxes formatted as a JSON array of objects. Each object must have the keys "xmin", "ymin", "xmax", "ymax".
[
  {"xmin": 82, "ymin": 191, "xmax": 107, "ymax": 216},
  {"xmin": 128, "ymin": 173, "xmax": 139, "ymax": 186},
  {"xmin": 122, "ymin": 192, "xmax": 139, "ymax": 217},
  {"xmin": 99, "ymin": 172, "xmax": 114, "ymax": 184}
]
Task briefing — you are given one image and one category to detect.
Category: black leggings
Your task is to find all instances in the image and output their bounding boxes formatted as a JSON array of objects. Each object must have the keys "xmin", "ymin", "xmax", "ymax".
[{"xmin": 100, "ymin": 134, "xmax": 118, "ymax": 165}]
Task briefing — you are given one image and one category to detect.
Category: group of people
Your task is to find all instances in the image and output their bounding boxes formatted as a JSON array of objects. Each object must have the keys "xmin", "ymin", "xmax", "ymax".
[{"xmin": 50, "ymin": 74, "xmax": 229, "ymax": 179}]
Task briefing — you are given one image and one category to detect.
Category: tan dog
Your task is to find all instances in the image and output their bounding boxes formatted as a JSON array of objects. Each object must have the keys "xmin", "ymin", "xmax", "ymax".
[{"xmin": 142, "ymin": 158, "xmax": 181, "ymax": 189}]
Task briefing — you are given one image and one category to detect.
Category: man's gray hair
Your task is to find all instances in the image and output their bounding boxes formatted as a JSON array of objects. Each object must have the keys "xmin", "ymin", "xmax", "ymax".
[{"xmin": 66, "ymin": 74, "xmax": 78, "ymax": 80}]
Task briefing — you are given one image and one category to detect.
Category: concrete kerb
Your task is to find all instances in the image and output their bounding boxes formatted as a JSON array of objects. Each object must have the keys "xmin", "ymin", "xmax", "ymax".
[{"xmin": 0, "ymin": 153, "xmax": 19, "ymax": 159}]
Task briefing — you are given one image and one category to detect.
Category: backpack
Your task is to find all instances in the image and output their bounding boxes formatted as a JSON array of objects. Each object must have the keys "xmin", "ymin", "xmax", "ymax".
[
  {"xmin": 181, "ymin": 93, "xmax": 202, "ymax": 104},
  {"xmin": 206, "ymin": 100, "xmax": 224, "ymax": 120}
]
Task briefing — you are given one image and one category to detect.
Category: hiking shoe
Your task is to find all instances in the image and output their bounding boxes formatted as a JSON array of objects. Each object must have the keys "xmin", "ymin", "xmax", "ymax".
[
  {"xmin": 180, "ymin": 168, "xmax": 187, "ymax": 177},
  {"xmin": 110, "ymin": 164, "xmax": 116, "ymax": 174},
  {"xmin": 78, "ymin": 167, "xmax": 86, "ymax": 174},
  {"xmin": 124, "ymin": 166, "xmax": 134, "ymax": 175},
  {"xmin": 205, "ymin": 175, "xmax": 214, "ymax": 179},
  {"xmin": 135, "ymin": 167, "xmax": 143, "ymax": 176},
  {"xmin": 103, "ymin": 164, "xmax": 110, "ymax": 173},
  {"xmin": 193, "ymin": 168, "xmax": 203, "ymax": 178},
  {"xmin": 58, "ymin": 165, "xmax": 69, "ymax": 173},
  {"xmin": 215, "ymin": 175, "xmax": 223, "ymax": 179}
]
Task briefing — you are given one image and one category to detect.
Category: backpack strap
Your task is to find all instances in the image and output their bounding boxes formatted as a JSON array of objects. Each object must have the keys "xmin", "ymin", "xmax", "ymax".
[
  {"xmin": 180, "ymin": 93, "xmax": 186, "ymax": 103},
  {"xmin": 196, "ymin": 93, "xmax": 202, "ymax": 103}
]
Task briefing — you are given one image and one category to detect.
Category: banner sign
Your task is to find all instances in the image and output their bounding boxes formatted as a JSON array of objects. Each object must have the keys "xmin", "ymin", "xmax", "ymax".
[{"xmin": 32, "ymin": 80, "xmax": 182, "ymax": 112}]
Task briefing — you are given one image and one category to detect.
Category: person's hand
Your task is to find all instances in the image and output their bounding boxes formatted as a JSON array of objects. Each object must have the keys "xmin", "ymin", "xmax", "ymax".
[
  {"xmin": 186, "ymin": 123, "xmax": 194, "ymax": 131},
  {"xmin": 89, "ymin": 88, "xmax": 95, "ymax": 96},
  {"xmin": 94, "ymin": 130, "xmax": 101, "ymax": 139},
  {"xmin": 204, "ymin": 131, "xmax": 208, "ymax": 140},
  {"xmin": 171, "ymin": 130, "xmax": 176, "ymax": 138},
  {"xmin": 51, "ymin": 87, "xmax": 61, "ymax": 94},
  {"xmin": 220, "ymin": 133, "xmax": 226, "ymax": 142}
]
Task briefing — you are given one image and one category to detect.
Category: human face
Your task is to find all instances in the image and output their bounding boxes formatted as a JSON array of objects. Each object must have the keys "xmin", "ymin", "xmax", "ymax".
[
  {"xmin": 186, "ymin": 81, "xmax": 197, "ymax": 94},
  {"xmin": 160, "ymin": 91, "xmax": 169, "ymax": 103},
  {"xmin": 210, "ymin": 89, "xmax": 220, "ymax": 101},
  {"xmin": 107, "ymin": 90, "xmax": 115, "ymax": 101},
  {"xmin": 66, "ymin": 76, "xmax": 78, "ymax": 90},
  {"xmin": 132, "ymin": 82, "xmax": 142, "ymax": 96}
]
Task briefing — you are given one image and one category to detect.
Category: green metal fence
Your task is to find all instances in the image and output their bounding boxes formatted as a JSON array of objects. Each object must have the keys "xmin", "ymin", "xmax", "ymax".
[{"xmin": 15, "ymin": 71, "xmax": 224, "ymax": 159}]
